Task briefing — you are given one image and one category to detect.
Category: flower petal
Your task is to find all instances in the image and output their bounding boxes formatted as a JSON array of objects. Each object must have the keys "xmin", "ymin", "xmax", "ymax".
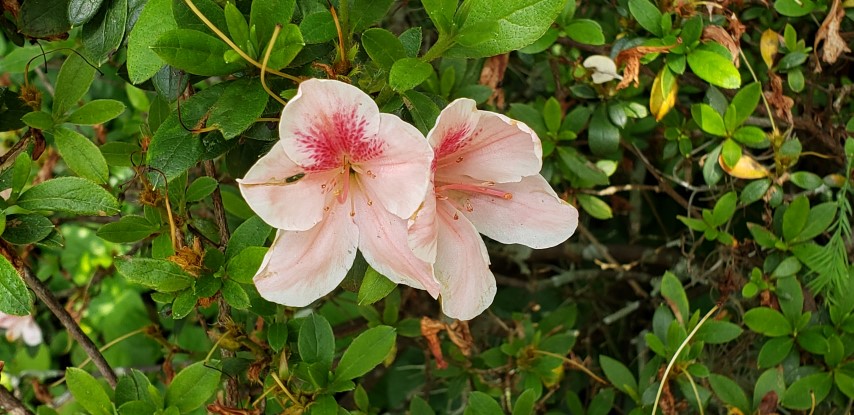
[
  {"xmin": 407, "ymin": 188, "xmax": 438, "ymax": 263},
  {"xmin": 238, "ymin": 143, "xmax": 337, "ymax": 231},
  {"xmin": 430, "ymin": 99, "xmax": 542, "ymax": 184},
  {"xmin": 20, "ymin": 317, "xmax": 43, "ymax": 346},
  {"xmin": 434, "ymin": 201, "xmax": 496, "ymax": 320},
  {"xmin": 253, "ymin": 202, "xmax": 358, "ymax": 307},
  {"xmin": 279, "ymin": 79, "xmax": 382, "ymax": 171},
  {"xmin": 353, "ymin": 188, "xmax": 439, "ymax": 297},
  {"xmin": 356, "ymin": 113, "xmax": 433, "ymax": 219},
  {"xmin": 458, "ymin": 175, "xmax": 579, "ymax": 249}
]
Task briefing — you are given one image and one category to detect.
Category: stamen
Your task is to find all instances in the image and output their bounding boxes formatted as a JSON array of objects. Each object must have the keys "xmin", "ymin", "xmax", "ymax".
[{"xmin": 436, "ymin": 183, "xmax": 513, "ymax": 200}]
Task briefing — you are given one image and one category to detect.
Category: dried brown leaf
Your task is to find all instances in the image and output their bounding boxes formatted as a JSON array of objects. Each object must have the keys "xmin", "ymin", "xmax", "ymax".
[
  {"xmin": 479, "ymin": 54, "xmax": 509, "ymax": 109},
  {"xmin": 814, "ymin": 0, "xmax": 850, "ymax": 70},
  {"xmin": 703, "ymin": 25, "xmax": 740, "ymax": 67},
  {"xmin": 615, "ymin": 44, "xmax": 677, "ymax": 90},
  {"xmin": 764, "ymin": 73, "xmax": 794, "ymax": 124}
]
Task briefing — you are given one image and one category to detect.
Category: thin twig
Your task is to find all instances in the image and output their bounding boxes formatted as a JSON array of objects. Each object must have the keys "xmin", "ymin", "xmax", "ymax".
[
  {"xmin": 0, "ymin": 384, "xmax": 34, "ymax": 415},
  {"xmin": 15, "ymin": 260, "xmax": 118, "ymax": 387},
  {"xmin": 203, "ymin": 161, "xmax": 230, "ymax": 250}
]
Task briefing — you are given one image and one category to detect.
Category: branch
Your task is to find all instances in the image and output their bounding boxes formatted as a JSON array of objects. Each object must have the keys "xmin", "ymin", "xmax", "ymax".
[
  {"xmin": 5, "ymin": 243, "xmax": 118, "ymax": 387},
  {"xmin": 0, "ymin": 384, "xmax": 33, "ymax": 415}
]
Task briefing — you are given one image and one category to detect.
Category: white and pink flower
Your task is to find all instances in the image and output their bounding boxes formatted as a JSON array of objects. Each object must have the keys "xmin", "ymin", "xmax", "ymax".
[
  {"xmin": 238, "ymin": 79, "xmax": 439, "ymax": 306},
  {"xmin": 409, "ymin": 98, "xmax": 580, "ymax": 320},
  {"xmin": 0, "ymin": 312, "xmax": 42, "ymax": 346}
]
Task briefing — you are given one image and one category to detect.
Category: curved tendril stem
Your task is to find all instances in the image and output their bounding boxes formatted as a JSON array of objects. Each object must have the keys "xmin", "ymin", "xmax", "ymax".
[
  {"xmin": 262, "ymin": 25, "xmax": 289, "ymax": 107},
  {"xmin": 182, "ymin": 0, "xmax": 301, "ymax": 84}
]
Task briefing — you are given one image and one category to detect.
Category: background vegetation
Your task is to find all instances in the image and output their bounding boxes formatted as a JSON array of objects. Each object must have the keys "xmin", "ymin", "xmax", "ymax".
[{"xmin": 0, "ymin": 0, "xmax": 853, "ymax": 413}]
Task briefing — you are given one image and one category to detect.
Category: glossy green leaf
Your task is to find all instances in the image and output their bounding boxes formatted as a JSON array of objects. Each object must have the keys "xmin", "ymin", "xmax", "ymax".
[
  {"xmin": 206, "ymin": 79, "xmax": 269, "ymax": 140},
  {"xmin": 65, "ymin": 368, "xmax": 113, "ymax": 415},
  {"xmin": 422, "ymin": 0, "xmax": 457, "ymax": 33},
  {"xmin": 21, "ymin": 111, "xmax": 54, "ymax": 130},
  {"xmin": 628, "ymin": 0, "xmax": 662, "ymax": 36},
  {"xmin": 362, "ymin": 28, "xmax": 407, "ymax": 70},
  {"xmin": 588, "ymin": 104, "xmax": 620, "ymax": 155},
  {"xmin": 577, "ymin": 194, "xmax": 613, "ymax": 220},
  {"xmin": 694, "ymin": 320, "xmax": 743, "ymax": 344},
  {"xmin": 114, "ymin": 257, "xmax": 194, "ymax": 292},
  {"xmin": 68, "ymin": 0, "xmax": 103, "ymax": 26},
  {"xmin": 54, "ymin": 126, "xmax": 110, "ymax": 184},
  {"xmin": 741, "ymin": 179, "xmax": 770, "ymax": 205},
  {"xmin": 711, "ymin": 191, "xmax": 737, "ymax": 227},
  {"xmin": 17, "ymin": 177, "xmax": 119, "ymax": 216},
  {"xmin": 782, "ymin": 196, "xmax": 809, "ymax": 242},
  {"xmin": 299, "ymin": 313, "xmax": 335, "ymax": 366},
  {"xmin": 186, "ymin": 177, "xmax": 218, "ymax": 202},
  {"xmin": 67, "ymin": 99, "xmax": 126, "ymax": 125},
  {"xmin": 225, "ymin": 215, "xmax": 272, "ymax": 260},
  {"xmin": 403, "ymin": 90, "xmax": 440, "ymax": 134},
  {"xmin": 600, "ymin": 355, "xmax": 638, "ymax": 396},
  {"xmin": 565, "ymin": 19, "xmax": 605, "ymax": 45},
  {"xmin": 789, "ymin": 171, "xmax": 823, "ymax": 190},
  {"xmin": 688, "ymin": 49, "xmax": 741, "ymax": 89},
  {"xmin": 151, "ymin": 29, "xmax": 245, "ymax": 76},
  {"xmin": 465, "ymin": 391, "xmax": 504, "ymax": 415},
  {"xmin": 730, "ymin": 82, "xmax": 761, "ymax": 127},
  {"xmin": 82, "ymin": 0, "xmax": 127, "ymax": 65},
  {"xmin": 126, "ymin": 0, "xmax": 176, "ymax": 84},
  {"xmin": 267, "ymin": 322, "xmax": 288, "ymax": 353},
  {"xmin": 774, "ymin": 0, "xmax": 815, "ymax": 17},
  {"xmin": 334, "ymin": 325, "xmax": 396, "ymax": 381},
  {"xmin": 660, "ymin": 272, "xmax": 689, "ymax": 323},
  {"xmin": 758, "ymin": 336, "xmax": 794, "ymax": 368},
  {"xmin": 0, "ymin": 256, "xmax": 33, "ymax": 316},
  {"xmin": 709, "ymin": 374, "xmax": 750, "ymax": 414},
  {"xmin": 224, "ymin": 2, "xmax": 250, "ymax": 53},
  {"xmin": 165, "ymin": 362, "xmax": 222, "ymax": 413},
  {"xmin": 52, "ymin": 53, "xmax": 96, "ymax": 116},
  {"xmin": 3, "ymin": 214, "xmax": 55, "ymax": 244},
  {"xmin": 732, "ymin": 126, "xmax": 768, "ymax": 148},
  {"xmin": 299, "ymin": 11, "xmax": 337, "ymax": 44},
  {"xmin": 795, "ymin": 202, "xmax": 836, "ymax": 242},
  {"xmin": 250, "ymin": 0, "xmax": 295, "ymax": 49},
  {"xmin": 357, "ymin": 267, "xmax": 397, "ymax": 305},
  {"xmin": 512, "ymin": 388, "xmax": 538, "ymax": 415},
  {"xmin": 350, "ymin": 0, "xmax": 394, "ymax": 32},
  {"xmin": 721, "ymin": 138, "xmax": 742, "ymax": 169},
  {"xmin": 265, "ymin": 23, "xmax": 304, "ymax": 70},
  {"xmin": 222, "ymin": 279, "xmax": 250, "ymax": 309},
  {"xmin": 781, "ymin": 372, "xmax": 832, "ymax": 410},
  {"xmin": 96, "ymin": 216, "xmax": 159, "ymax": 243},
  {"xmin": 390, "ymin": 58, "xmax": 434, "ymax": 92},
  {"xmin": 691, "ymin": 104, "xmax": 726, "ymax": 136},
  {"xmin": 18, "ymin": 0, "xmax": 72, "ymax": 38},
  {"xmin": 744, "ymin": 307, "xmax": 791, "ymax": 336}
]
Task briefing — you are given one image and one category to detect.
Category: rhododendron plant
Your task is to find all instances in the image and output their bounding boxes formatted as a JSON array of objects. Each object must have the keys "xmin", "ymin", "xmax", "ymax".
[
  {"xmin": 238, "ymin": 79, "xmax": 438, "ymax": 306},
  {"xmin": 409, "ymin": 99, "xmax": 580, "ymax": 320},
  {"xmin": 0, "ymin": 312, "xmax": 42, "ymax": 346}
]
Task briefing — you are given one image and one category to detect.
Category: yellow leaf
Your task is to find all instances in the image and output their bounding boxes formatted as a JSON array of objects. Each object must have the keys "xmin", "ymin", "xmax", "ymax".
[
  {"xmin": 727, "ymin": 407, "xmax": 746, "ymax": 415},
  {"xmin": 719, "ymin": 153, "xmax": 770, "ymax": 179},
  {"xmin": 649, "ymin": 67, "xmax": 677, "ymax": 121},
  {"xmin": 760, "ymin": 29, "xmax": 779, "ymax": 69}
]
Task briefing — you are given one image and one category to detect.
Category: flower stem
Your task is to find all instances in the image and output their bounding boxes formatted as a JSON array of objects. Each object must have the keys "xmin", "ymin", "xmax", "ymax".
[{"xmin": 422, "ymin": 32, "xmax": 456, "ymax": 62}]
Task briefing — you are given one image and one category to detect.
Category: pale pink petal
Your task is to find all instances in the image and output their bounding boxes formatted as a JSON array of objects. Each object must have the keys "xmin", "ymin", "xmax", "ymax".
[
  {"xmin": 238, "ymin": 143, "xmax": 339, "ymax": 231},
  {"xmin": 0, "ymin": 314, "xmax": 42, "ymax": 346},
  {"xmin": 407, "ymin": 189, "xmax": 438, "ymax": 263},
  {"xmin": 253, "ymin": 202, "xmax": 359, "ymax": 307},
  {"xmin": 279, "ymin": 79, "xmax": 382, "ymax": 171},
  {"xmin": 20, "ymin": 318, "xmax": 43, "ymax": 346},
  {"xmin": 430, "ymin": 99, "xmax": 542, "ymax": 184},
  {"xmin": 455, "ymin": 175, "xmax": 579, "ymax": 249},
  {"xmin": 434, "ymin": 201, "xmax": 496, "ymax": 321},
  {"xmin": 356, "ymin": 113, "xmax": 433, "ymax": 220},
  {"xmin": 353, "ymin": 188, "xmax": 439, "ymax": 298}
]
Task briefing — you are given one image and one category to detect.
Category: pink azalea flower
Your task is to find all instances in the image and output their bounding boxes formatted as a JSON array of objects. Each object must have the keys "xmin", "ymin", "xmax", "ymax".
[
  {"xmin": 0, "ymin": 312, "xmax": 42, "ymax": 346},
  {"xmin": 238, "ymin": 79, "xmax": 439, "ymax": 306},
  {"xmin": 410, "ymin": 98, "xmax": 579, "ymax": 320}
]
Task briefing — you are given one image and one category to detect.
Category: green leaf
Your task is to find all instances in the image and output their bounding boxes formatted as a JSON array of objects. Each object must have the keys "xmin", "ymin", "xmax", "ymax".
[
  {"xmin": 224, "ymin": 2, "xmax": 250, "ymax": 53},
  {"xmin": 357, "ymin": 266, "xmax": 397, "ymax": 305},
  {"xmin": 465, "ymin": 391, "xmax": 504, "ymax": 415},
  {"xmin": 207, "ymin": 79, "xmax": 269, "ymax": 140},
  {"xmin": 17, "ymin": 177, "xmax": 119, "ymax": 215},
  {"xmin": 299, "ymin": 11, "xmax": 337, "ymax": 44},
  {"xmin": 709, "ymin": 374, "xmax": 750, "ymax": 414},
  {"xmin": 362, "ymin": 28, "xmax": 407, "ymax": 70},
  {"xmin": 96, "ymin": 216, "xmax": 158, "ymax": 243},
  {"xmin": 783, "ymin": 196, "xmax": 809, "ymax": 242},
  {"xmin": 68, "ymin": 0, "xmax": 103, "ymax": 26},
  {"xmin": 711, "ymin": 191, "xmax": 737, "ymax": 227},
  {"xmin": 577, "ymin": 194, "xmax": 613, "ymax": 220},
  {"xmin": 422, "ymin": 0, "xmax": 457, "ymax": 33},
  {"xmin": 744, "ymin": 307, "xmax": 792, "ymax": 336},
  {"xmin": 186, "ymin": 177, "xmax": 218, "ymax": 202},
  {"xmin": 171, "ymin": 289, "xmax": 196, "ymax": 319},
  {"xmin": 835, "ymin": 370, "xmax": 854, "ymax": 399},
  {"xmin": 350, "ymin": 0, "xmax": 394, "ymax": 32},
  {"xmin": 1, "ymin": 89, "xmax": 31, "ymax": 131},
  {"xmin": 794, "ymin": 202, "xmax": 836, "ymax": 242},
  {"xmin": 100, "ymin": 142, "xmax": 141, "ymax": 168},
  {"xmin": 543, "ymin": 97, "xmax": 562, "ymax": 133},
  {"xmin": 688, "ymin": 49, "xmax": 741, "ymax": 89},
  {"xmin": 171, "ymin": 0, "xmax": 227, "ymax": 37},
  {"xmin": 65, "ymin": 368, "xmax": 113, "ymax": 415},
  {"xmin": 512, "ymin": 389, "xmax": 538, "ymax": 415},
  {"xmin": 0, "ymin": 256, "xmax": 33, "ymax": 316},
  {"xmin": 703, "ymin": 144, "xmax": 724, "ymax": 186},
  {"xmin": 250, "ymin": 0, "xmax": 295, "ymax": 50},
  {"xmin": 774, "ymin": 0, "xmax": 816, "ymax": 17},
  {"xmin": 694, "ymin": 320, "xmax": 742, "ymax": 344},
  {"xmin": 402, "ymin": 90, "xmax": 440, "ymax": 134},
  {"xmin": 691, "ymin": 104, "xmax": 726, "ymax": 136},
  {"xmin": 67, "ymin": 99, "xmax": 126, "ymax": 125},
  {"xmin": 389, "ymin": 58, "xmax": 434, "ymax": 92},
  {"xmin": 334, "ymin": 325, "xmax": 396, "ymax": 381},
  {"xmin": 82, "ymin": 0, "xmax": 127, "ymax": 65},
  {"xmin": 221, "ymin": 279, "xmax": 250, "ymax": 309},
  {"xmin": 730, "ymin": 82, "xmax": 761, "ymax": 127},
  {"xmin": 721, "ymin": 138, "xmax": 742, "ymax": 169},
  {"xmin": 265, "ymin": 24, "xmax": 304, "ymax": 70},
  {"xmin": 165, "ymin": 361, "xmax": 222, "ymax": 413},
  {"xmin": 589, "ymin": 104, "xmax": 620, "ymax": 155},
  {"xmin": 21, "ymin": 111, "xmax": 54, "ymax": 130},
  {"xmin": 299, "ymin": 313, "xmax": 335, "ymax": 366},
  {"xmin": 225, "ymin": 215, "xmax": 272, "ymax": 260},
  {"xmin": 114, "ymin": 257, "xmax": 194, "ymax": 292},
  {"xmin": 796, "ymin": 328, "xmax": 828, "ymax": 354},
  {"xmin": 628, "ymin": 0, "xmax": 662, "ymax": 36},
  {"xmin": 54, "ymin": 126, "xmax": 110, "ymax": 184},
  {"xmin": 115, "ymin": 369, "xmax": 155, "ymax": 407},
  {"xmin": 741, "ymin": 179, "xmax": 770, "ymax": 205},
  {"xmin": 781, "ymin": 372, "xmax": 832, "ymax": 410},
  {"xmin": 661, "ymin": 272, "xmax": 689, "ymax": 323},
  {"xmin": 747, "ymin": 223, "xmax": 778, "ymax": 248},
  {"xmin": 678, "ymin": 215, "xmax": 708, "ymax": 231},
  {"xmin": 446, "ymin": 0, "xmax": 565, "ymax": 58},
  {"xmin": 399, "ymin": 27, "xmax": 423, "ymax": 58},
  {"xmin": 565, "ymin": 19, "xmax": 605, "ymax": 45},
  {"xmin": 225, "ymin": 246, "xmax": 267, "ymax": 284},
  {"xmin": 732, "ymin": 126, "xmax": 768, "ymax": 148},
  {"xmin": 127, "ymin": 0, "xmax": 177, "ymax": 84},
  {"xmin": 18, "ymin": 0, "xmax": 72, "ymax": 38},
  {"xmin": 152, "ymin": 29, "xmax": 245, "ymax": 76},
  {"xmin": 789, "ymin": 171, "xmax": 823, "ymax": 190},
  {"xmin": 267, "ymin": 322, "xmax": 288, "ymax": 353},
  {"xmin": 3, "ymin": 214, "xmax": 55, "ymax": 244},
  {"xmin": 599, "ymin": 355, "xmax": 638, "ymax": 396},
  {"xmin": 52, "ymin": 54, "xmax": 96, "ymax": 116}
]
